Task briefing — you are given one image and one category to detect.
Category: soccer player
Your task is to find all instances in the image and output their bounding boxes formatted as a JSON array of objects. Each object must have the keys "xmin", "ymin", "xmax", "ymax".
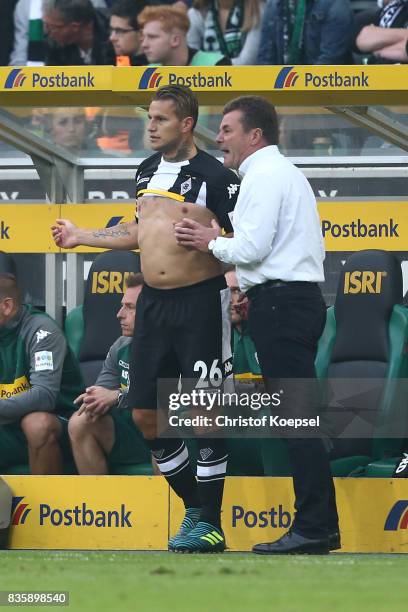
[
  {"xmin": 68, "ymin": 273, "xmax": 150, "ymax": 474},
  {"xmin": 51, "ymin": 84, "xmax": 240, "ymax": 553},
  {"xmin": 0, "ymin": 272, "xmax": 83, "ymax": 474}
]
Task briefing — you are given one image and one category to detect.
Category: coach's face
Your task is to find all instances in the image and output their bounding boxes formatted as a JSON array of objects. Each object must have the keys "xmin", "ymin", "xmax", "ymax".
[
  {"xmin": 147, "ymin": 99, "xmax": 192, "ymax": 154},
  {"xmin": 217, "ymin": 110, "xmax": 254, "ymax": 170}
]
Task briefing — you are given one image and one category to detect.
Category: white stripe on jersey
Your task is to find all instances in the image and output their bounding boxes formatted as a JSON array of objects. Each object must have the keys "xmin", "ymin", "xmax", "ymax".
[
  {"xmin": 197, "ymin": 181, "xmax": 207, "ymax": 207},
  {"xmin": 142, "ymin": 157, "xmax": 207, "ymax": 207}
]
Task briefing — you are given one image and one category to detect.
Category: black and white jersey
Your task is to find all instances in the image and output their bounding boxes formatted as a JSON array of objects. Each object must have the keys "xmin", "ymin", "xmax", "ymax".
[{"xmin": 135, "ymin": 149, "xmax": 240, "ymax": 232}]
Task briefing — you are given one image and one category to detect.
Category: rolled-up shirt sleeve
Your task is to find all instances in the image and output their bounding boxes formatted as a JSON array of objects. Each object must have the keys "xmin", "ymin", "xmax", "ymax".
[{"xmin": 212, "ymin": 170, "xmax": 283, "ymax": 265}]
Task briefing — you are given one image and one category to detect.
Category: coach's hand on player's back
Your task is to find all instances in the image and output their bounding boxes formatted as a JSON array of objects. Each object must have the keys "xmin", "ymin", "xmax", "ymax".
[
  {"xmin": 51, "ymin": 219, "xmax": 80, "ymax": 248},
  {"xmin": 174, "ymin": 218, "xmax": 221, "ymax": 252}
]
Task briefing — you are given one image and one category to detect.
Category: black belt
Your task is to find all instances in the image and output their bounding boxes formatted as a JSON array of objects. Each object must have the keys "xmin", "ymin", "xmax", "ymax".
[{"xmin": 246, "ymin": 280, "xmax": 316, "ymax": 300}]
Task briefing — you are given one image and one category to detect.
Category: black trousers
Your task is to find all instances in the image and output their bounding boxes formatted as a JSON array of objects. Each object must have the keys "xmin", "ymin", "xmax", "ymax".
[{"xmin": 248, "ymin": 282, "xmax": 338, "ymax": 539}]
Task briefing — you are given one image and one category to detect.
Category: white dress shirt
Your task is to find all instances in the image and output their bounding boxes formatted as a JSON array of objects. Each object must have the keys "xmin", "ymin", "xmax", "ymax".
[{"xmin": 211, "ymin": 146, "xmax": 325, "ymax": 292}]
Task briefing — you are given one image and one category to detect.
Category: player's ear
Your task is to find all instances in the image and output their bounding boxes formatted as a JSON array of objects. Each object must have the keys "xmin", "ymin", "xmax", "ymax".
[{"xmin": 182, "ymin": 116, "xmax": 195, "ymax": 133}]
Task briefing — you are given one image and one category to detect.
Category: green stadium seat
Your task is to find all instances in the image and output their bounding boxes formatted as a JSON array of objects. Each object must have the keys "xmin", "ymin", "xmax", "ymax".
[
  {"xmin": 318, "ymin": 251, "xmax": 408, "ymax": 476},
  {"xmin": 64, "ymin": 304, "xmax": 84, "ymax": 359},
  {"xmin": 364, "ymin": 457, "xmax": 399, "ymax": 478},
  {"xmin": 261, "ymin": 250, "xmax": 408, "ymax": 478}
]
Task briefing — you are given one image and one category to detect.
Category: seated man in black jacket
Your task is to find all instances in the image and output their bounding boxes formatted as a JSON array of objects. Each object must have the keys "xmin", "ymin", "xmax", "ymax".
[{"xmin": 43, "ymin": 0, "xmax": 110, "ymax": 65}]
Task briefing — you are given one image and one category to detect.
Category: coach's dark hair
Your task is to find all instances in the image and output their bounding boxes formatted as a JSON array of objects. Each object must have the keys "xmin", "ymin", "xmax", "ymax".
[
  {"xmin": 0, "ymin": 273, "xmax": 21, "ymax": 303},
  {"xmin": 125, "ymin": 272, "xmax": 144, "ymax": 289},
  {"xmin": 152, "ymin": 85, "xmax": 198, "ymax": 129},
  {"xmin": 223, "ymin": 96, "xmax": 279, "ymax": 145},
  {"xmin": 43, "ymin": 0, "xmax": 95, "ymax": 24},
  {"xmin": 110, "ymin": 0, "xmax": 146, "ymax": 30}
]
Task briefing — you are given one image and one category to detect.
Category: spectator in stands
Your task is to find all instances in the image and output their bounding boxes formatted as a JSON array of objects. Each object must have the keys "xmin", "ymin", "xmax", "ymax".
[
  {"xmin": 138, "ymin": 4, "xmax": 231, "ymax": 65},
  {"xmin": 98, "ymin": 0, "xmax": 148, "ymax": 155},
  {"xmin": 42, "ymin": 0, "xmax": 110, "ymax": 65},
  {"xmin": 0, "ymin": 1, "xmax": 18, "ymax": 66},
  {"xmin": 258, "ymin": 0, "xmax": 354, "ymax": 65},
  {"xmin": 44, "ymin": 107, "xmax": 101, "ymax": 154},
  {"xmin": 9, "ymin": 0, "xmax": 108, "ymax": 66},
  {"xmin": 68, "ymin": 273, "xmax": 150, "ymax": 475},
  {"xmin": 187, "ymin": 0, "xmax": 265, "ymax": 65},
  {"xmin": 354, "ymin": 0, "xmax": 408, "ymax": 63},
  {"xmin": 0, "ymin": 271, "xmax": 84, "ymax": 474},
  {"xmin": 106, "ymin": 0, "xmax": 147, "ymax": 65},
  {"xmin": 10, "ymin": 0, "xmax": 47, "ymax": 66}
]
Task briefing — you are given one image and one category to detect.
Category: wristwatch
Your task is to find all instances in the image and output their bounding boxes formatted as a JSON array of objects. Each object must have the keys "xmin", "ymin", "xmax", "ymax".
[{"xmin": 208, "ymin": 239, "xmax": 216, "ymax": 252}]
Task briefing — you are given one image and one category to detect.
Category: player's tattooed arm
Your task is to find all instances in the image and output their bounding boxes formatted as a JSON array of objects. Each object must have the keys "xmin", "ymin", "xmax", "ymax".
[
  {"xmin": 52, "ymin": 219, "xmax": 138, "ymax": 250},
  {"xmin": 88, "ymin": 221, "xmax": 138, "ymax": 249},
  {"xmin": 93, "ymin": 225, "xmax": 132, "ymax": 239}
]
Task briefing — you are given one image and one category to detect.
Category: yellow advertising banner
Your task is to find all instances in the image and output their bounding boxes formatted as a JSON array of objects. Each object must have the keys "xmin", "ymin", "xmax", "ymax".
[
  {"xmin": 4, "ymin": 476, "xmax": 408, "ymax": 552},
  {"xmin": 113, "ymin": 64, "xmax": 408, "ymax": 105},
  {"xmin": 0, "ymin": 204, "xmax": 58, "ymax": 252},
  {"xmin": 0, "ymin": 66, "xmax": 115, "ymax": 106},
  {"xmin": 4, "ymin": 476, "xmax": 168, "ymax": 550},
  {"xmin": 319, "ymin": 200, "xmax": 408, "ymax": 251},
  {"xmin": 170, "ymin": 477, "xmax": 408, "ymax": 553},
  {"xmin": 1, "ymin": 201, "xmax": 406, "ymax": 253},
  {"xmin": 0, "ymin": 65, "xmax": 407, "ymax": 106}
]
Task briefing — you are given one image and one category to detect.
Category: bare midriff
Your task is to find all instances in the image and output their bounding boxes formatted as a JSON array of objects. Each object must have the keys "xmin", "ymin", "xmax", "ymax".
[{"xmin": 137, "ymin": 195, "xmax": 224, "ymax": 289}]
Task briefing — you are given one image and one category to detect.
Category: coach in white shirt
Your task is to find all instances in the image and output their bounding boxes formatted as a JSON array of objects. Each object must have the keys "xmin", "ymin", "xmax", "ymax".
[{"xmin": 174, "ymin": 96, "xmax": 339, "ymax": 555}]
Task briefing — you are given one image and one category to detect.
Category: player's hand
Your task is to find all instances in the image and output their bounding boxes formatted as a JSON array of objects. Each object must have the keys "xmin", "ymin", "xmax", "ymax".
[
  {"xmin": 174, "ymin": 218, "xmax": 221, "ymax": 252},
  {"xmin": 51, "ymin": 218, "xmax": 80, "ymax": 249},
  {"xmin": 75, "ymin": 386, "xmax": 117, "ymax": 418}
]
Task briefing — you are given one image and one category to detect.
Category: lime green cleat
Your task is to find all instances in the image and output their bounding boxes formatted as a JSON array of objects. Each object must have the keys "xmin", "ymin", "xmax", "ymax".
[
  {"xmin": 168, "ymin": 508, "xmax": 201, "ymax": 551},
  {"xmin": 173, "ymin": 521, "xmax": 226, "ymax": 553}
]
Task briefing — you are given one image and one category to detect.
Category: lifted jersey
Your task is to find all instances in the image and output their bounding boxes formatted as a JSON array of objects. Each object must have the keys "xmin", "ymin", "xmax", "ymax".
[{"xmin": 135, "ymin": 149, "xmax": 239, "ymax": 232}]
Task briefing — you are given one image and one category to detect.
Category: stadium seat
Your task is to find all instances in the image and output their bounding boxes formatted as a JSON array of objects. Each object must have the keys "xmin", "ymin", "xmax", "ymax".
[{"xmin": 262, "ymin": 250, "xmax": 408, "ymax": 477}]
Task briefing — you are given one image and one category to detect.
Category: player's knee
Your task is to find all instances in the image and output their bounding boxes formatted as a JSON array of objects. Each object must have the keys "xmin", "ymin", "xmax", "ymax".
[
  {"xmin": 68, "ymin": 412, "xmax": 91, "ymax": 442},
  {"xmin": 21, "ymin": 412, "xmax": 61, "ymax": 449},
  {"xmin": 132, "ymin": 409, "xmax": 156, "ymax": 440}
]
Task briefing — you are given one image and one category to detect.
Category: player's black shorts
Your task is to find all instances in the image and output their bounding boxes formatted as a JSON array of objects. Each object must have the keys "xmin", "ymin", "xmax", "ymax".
[{"xmin": 128, "ymin": 275, "xmax": 232, "ymax": 410}]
